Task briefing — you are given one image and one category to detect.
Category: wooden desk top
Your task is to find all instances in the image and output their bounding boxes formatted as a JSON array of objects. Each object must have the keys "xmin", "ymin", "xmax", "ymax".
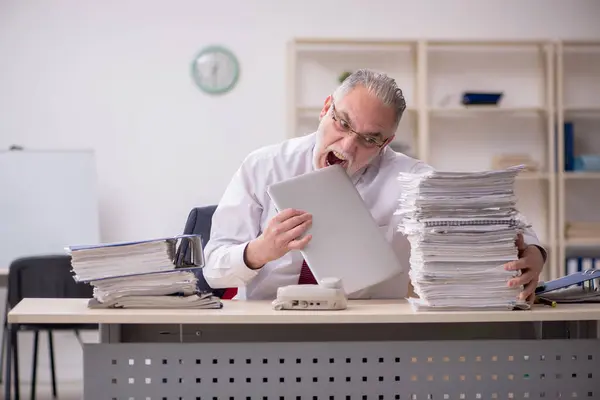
[{"xmin": 8, "ymin": 298, "xmax": 600, "ymax": 325}]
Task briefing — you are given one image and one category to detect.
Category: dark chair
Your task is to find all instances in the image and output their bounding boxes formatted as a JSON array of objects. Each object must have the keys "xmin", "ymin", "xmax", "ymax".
[
  {"xmin": 176, "ymin": 206, "xmax": 237, "ymax": 299},
  {"xmin": 2, "ymin": 255, "xmax": 97, "ymax": 400}
]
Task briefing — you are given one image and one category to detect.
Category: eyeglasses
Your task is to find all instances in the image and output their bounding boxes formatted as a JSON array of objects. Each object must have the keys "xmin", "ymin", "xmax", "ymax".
[{"xmin": 330, "ymin": 102, "xmax": 387, "ymax": 149}]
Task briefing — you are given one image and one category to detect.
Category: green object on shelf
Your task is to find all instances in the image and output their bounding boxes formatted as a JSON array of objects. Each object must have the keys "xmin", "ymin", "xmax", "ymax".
[{"xmin": 338, "ymin": 71, "xmax": 352, "ymax": 83}]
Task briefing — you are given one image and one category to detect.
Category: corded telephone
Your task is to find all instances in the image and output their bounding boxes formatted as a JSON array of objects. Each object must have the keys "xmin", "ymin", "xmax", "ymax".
[{"xmin": 272, "ymin": 277, "xmax": 348, "ymax": 311}]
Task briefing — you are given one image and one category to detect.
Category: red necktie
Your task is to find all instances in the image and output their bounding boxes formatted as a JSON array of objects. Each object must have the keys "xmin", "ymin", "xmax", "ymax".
[
  {"xmin": 298, "ymin": 259, "xmax": 317, "ymax": 285},
  {"xmin": 222, "ymin": 287, "xmax": 237, "ymax": 299}
]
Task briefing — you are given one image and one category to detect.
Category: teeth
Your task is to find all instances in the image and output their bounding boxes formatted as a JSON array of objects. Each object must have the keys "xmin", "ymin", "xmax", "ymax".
[{"xmin": 333, "ymin": 151, "xmax": 347, "ymax": 161}]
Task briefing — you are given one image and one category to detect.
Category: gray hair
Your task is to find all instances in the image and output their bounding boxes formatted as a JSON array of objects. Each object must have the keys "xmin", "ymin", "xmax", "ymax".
[{"xmin": 332, "ymin": 69, "xmax": 407, "ymax": 133}]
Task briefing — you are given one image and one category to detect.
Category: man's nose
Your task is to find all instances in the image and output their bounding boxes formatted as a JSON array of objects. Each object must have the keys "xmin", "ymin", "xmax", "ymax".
[{"xmin": 340, "ymin": 132, "xmax": 360, "ymax": 153}]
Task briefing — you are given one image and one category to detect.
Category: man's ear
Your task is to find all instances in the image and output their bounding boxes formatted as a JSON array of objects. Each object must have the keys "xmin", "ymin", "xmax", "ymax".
[{"xmin": 319, "ymin": 95, "xmax": 332, "ymax": 120}]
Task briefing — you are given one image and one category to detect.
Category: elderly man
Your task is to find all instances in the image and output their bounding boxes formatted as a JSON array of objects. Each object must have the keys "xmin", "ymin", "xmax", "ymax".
[{"xmin": 202, "ymin": 69, "xmax": 546, "ymax": 301}]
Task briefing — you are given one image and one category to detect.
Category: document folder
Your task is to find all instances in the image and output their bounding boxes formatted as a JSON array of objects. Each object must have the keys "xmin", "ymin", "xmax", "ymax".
[
  {"xmin": 67, "ymin": 234, "xmax": 205, "ymax": 283},
  {"xmin": 536, "ymin": 269, "xmax": 600, "ymax": 295}
]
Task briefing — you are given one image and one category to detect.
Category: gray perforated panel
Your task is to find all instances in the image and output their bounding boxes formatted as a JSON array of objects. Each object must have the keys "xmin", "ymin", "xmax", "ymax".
[{"xmin": 84, "ymin": 340, "xmax": 600, "ymax": 400}]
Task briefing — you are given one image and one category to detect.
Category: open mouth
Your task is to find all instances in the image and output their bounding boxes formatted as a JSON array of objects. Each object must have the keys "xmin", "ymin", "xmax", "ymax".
[{"xmin": 326, "ymin": 151, "xmax": 348, "ymax": 168}]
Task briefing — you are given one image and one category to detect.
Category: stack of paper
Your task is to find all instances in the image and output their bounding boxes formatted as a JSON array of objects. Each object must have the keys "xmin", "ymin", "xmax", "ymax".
[
  {"xmin": 66, "ymin": 235, "xmax": 222, "ymax": 309},
  {"xmin": 396, "ymin": 165, "xmax": 530, "ymax": 311},
  {"xmin": 69, "ymin": 239, "xmax": 177, "ymax": 282},
  {"xmin": 90, "ymin": 270, "xmax": 200, "ymax": 303}
]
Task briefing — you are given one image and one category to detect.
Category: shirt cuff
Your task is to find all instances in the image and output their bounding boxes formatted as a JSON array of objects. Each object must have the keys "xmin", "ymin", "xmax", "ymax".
[
  {"xmin": 229, "ymin": 242, "xmax": 261, "ymax": 284},
  {"xmin": 522, "ymin": 234, "xmax": 547, "ymax": 263},
  {"xmin": 202, "ymin": 242, "xmax": 260, "ymax": 289}
]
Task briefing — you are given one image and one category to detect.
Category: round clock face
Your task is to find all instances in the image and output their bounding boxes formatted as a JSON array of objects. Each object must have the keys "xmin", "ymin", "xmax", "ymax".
[{"xmin": 191, "ymin": 46, "xmax": 240, "ymax": 94}]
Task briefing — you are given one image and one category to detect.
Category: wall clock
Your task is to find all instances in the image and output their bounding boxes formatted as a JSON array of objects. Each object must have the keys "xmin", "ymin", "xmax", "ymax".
[{"xmin": 191, "ymin": 45, "xmax": 240, "ymax": 95}]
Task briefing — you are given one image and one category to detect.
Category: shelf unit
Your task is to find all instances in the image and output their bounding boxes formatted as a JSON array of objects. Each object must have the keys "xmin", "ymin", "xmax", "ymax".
[
  {"xmin": 288, "ymin": 38, "xmax": 600, "ymax": 282},
  {"xmin": 556, "ymin": 41, "xmax": 600, "ymax": 276}
]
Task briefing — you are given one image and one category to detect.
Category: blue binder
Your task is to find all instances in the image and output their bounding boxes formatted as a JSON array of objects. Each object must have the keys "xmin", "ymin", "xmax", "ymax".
[{"xmin": 536, "ymin": 269, "xmax": 600, "ymax": 295}]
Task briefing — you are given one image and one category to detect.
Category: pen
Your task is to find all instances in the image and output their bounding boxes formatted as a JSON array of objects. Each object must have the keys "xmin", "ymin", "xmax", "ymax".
[
  {"xmin": 535, "ymin": 282, "xmax": 546, "ymax": 294},
  {"xmin": 535, "ymin": 297, "xmax": 556, "ymax": 307}
]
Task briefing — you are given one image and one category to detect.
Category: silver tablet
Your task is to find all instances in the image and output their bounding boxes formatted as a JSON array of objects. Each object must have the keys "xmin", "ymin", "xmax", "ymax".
[{"xmin": 266, "ymin": 164, "xmax": 402, "ymax": 294}]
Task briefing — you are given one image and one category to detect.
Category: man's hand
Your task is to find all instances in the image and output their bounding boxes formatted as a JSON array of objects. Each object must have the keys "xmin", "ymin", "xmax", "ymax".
[
  {"xmin": 244, "ymin": 208, "xmax": 312, "ymax": 269},
  {"xmin": 504, "ymin": 234, "xmax": 545, "ymax": 303}
]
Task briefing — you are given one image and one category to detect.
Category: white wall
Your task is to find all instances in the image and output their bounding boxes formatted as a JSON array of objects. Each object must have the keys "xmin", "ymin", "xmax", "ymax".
[{"xmin": 1, "ymin": 0, "xmax": 600, "ymax": 243}]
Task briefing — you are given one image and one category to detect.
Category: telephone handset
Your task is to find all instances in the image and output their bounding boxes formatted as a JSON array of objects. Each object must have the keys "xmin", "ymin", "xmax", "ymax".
[{"xmin": 272, "ymin": 277, "xmax": 348, "ymax": 311}]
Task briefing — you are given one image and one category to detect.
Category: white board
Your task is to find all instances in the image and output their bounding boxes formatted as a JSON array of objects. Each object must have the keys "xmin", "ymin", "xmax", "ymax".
[{"xmin": 0, "ymin": 150, "xmax": 101, "ymax": 270}]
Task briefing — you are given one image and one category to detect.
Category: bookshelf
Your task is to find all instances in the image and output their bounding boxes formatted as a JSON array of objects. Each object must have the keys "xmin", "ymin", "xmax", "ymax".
[
  {"xmin": 288, "ymin": 38, "xmax": 600, "ymax": 282},
  {"xmin": 556, "ymin": 41, "xmax": 600, "ymax": 276}
]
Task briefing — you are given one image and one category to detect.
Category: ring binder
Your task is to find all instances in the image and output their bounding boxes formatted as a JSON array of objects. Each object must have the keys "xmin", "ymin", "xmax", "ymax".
[
  {"xmin": 66, "ymin": 234, "xmax": 206, "ymax": 283},
  {"xmin": 66, "ymin": 233, "xmax": 222, "ymax": 309},
  {"xmin": 535, "ymin": 269, "xmax": 600, "ymax": 295}
]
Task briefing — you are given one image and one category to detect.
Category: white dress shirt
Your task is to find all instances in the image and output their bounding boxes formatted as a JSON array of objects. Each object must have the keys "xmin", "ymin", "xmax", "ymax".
[{"xmin": 202, "ymin": 132, "xmax": 545, "ymax": 300}]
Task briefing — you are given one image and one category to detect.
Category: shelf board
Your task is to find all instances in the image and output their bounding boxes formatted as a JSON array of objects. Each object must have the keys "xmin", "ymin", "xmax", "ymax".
[
  {"xmin": 296, "ymin": 106, "xmax": 323, "ymax": 116},
  {"xmin": 563, "ymin": 172, "xmax": 600, "ymax": 179},
  {"xmin": 429, "ymin": 107, "xmax": 546, "ymax": 116},
  {"xmin": 427, "ymin": 39, "xmax": 549, "ymax": 48},
  {"xmin": 564, "ymin": 106, "xmax": 600, "ymax": 112},
  {"xmin": 293, "ymin": 39, "xmax": 415, "ymax": 54},
  {"xmin": 564, "ymin": 238, "xmax": 600, "ymax": 247},
  {"xmin": 296, "ymin": 106, "xmax": 418, "ymax": 117},
  {"xmin": 563, "ymin": 106, "xmax": 600, "ymax": 118},
  {"xmin": 515, "ymin": 173, "xmax": 549, "ymax": 181}
]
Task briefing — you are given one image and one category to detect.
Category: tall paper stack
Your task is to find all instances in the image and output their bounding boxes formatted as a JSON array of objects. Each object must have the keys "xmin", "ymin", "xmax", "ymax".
[{"xmin": 396, "ymin": 165, "xmax": 530, "ymax": 311}]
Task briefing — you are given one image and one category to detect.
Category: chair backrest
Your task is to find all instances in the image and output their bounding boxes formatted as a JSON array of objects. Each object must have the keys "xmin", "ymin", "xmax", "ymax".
[
  {"xmin": 8, "ymin": 255, "xmax": 93, "ymax": 308},
  {"xmin": 177, "ymin": 205, "xmax": 217, "ymax": 265},
  {"xmin": 177, "ymin": 205, "xmax": 226, "ymax": 298}
]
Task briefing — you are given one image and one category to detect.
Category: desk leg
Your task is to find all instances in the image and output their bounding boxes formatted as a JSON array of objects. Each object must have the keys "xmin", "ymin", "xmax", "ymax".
[
  {"xmin": 4, "ymin": 324, "xmax": 19, "ymax": 400},
  {"xmin": 99, "ymin": 324, "xmax": 121, "ymax": 344}
]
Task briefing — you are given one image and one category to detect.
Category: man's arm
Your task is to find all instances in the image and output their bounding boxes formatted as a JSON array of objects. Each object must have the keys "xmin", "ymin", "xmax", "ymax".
[{"xmin": 202, "ymin": 159, "xmax": 263, "ymax": 289}]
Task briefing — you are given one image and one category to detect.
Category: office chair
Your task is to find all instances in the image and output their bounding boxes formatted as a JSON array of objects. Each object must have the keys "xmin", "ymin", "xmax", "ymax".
[
  {"xmin": 2, "ymin": 255, "xmax": 96, "ymax": 400},
  {"xmin": 177, "ymin": 205, "xmax": 237, "ymax": 299}
]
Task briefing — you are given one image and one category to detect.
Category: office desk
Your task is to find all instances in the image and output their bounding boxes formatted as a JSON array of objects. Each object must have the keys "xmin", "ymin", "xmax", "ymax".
[{"xmin": 8, "ymin": 298, "xmax": 600, "ymax": 399}]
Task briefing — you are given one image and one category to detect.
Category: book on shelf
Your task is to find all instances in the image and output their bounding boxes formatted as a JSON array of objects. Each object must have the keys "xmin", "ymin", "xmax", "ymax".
[
  {"xmin": 66, "ymin": 234, "xmax": 222, "ymax": 309},
  {"xmin": 565, "ymin": 257, "xmax": 600, "ymax": 279},
  {"xmin": 396, "ymin": 164, "xmax": 530, "ymax": 312},
  {"xmin": 564, "ymin": 122, "xmax": 574, "ymax": 171},
  {"xmin": 558, "ymin": 121, "xmax": 600, "ymax": 172}
]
